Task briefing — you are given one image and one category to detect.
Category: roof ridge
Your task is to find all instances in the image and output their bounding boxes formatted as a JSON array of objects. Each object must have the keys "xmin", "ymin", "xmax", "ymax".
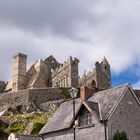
[{"xmin": 96, "ymin": 83, "xmax": 129, "ymax": 94}]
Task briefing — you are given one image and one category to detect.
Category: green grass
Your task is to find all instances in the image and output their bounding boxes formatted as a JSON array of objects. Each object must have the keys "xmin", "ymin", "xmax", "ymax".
[
  {"xmin": 6, "ymin": 123, "xmax": 27, "ymax": 133},
  {"xmin": 16, "ymin": 114, "xmax": 33, "ymax": 120},
  {"xmin": 1, "ymin": 108, "xmax": 58, "ymax": 135}
]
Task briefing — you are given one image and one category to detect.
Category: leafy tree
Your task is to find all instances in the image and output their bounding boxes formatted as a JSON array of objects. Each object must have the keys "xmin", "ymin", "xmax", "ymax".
[{"xmin": 113, "ymin": 130, "xmax": 128, "ymax": 140}]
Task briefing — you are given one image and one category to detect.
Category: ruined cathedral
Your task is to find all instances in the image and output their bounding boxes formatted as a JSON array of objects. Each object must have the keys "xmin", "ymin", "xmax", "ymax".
[{"xmin": 1, "ymin": 53, "xmax": 111, "ymax": 93}]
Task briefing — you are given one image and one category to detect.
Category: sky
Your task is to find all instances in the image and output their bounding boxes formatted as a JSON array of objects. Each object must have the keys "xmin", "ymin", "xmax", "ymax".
[{"xmin": 1, "ymin": 0, "xmax": 140, "ymax": 88}]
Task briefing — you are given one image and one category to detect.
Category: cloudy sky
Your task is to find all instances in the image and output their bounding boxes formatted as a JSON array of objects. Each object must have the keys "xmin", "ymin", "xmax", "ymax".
[{"xmin": 1, "ymin": 0, "xmax": 140, "ymax": 88}]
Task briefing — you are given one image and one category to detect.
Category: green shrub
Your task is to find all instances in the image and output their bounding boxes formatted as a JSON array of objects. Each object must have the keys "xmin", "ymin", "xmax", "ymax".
[
  {"xmin": 7, "ymin": 123, "xmax": 27, "ymax": 133},
  {"xmin": 31, "ymin": 122, "xmax": 45, "ymax": 135},
  {"xmin": 113, "ymin": 130, "xmax": 128, "ymax": 140}
]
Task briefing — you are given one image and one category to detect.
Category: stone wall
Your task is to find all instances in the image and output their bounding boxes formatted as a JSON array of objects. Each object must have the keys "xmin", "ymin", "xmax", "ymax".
[
  {"xmin": 79, "ymin": 58, "xmax": 111, "ymax": 90},
  {"xmin": 44, "ymin": 55, "xmax": 61, "ymax": 87},
  {"xmin": 28, "ymin": 88, "xmax": 65, "ymax": 109},
  {"xmin": 42, "ymin": 123, "xmax": 105, "ymax": 140},
  {"xmin": 0, "ymin": 88, "xmax": 69, "ymax": 112},
  {"xmin": 108, "ymin": 89, "xmax": 140, "ymax": 140},
  {"xmin": 51, "ymin": 56, "xmax": 79, "ymax": 88},
  {"xmin": 0, "ymin": 89, "xmax": 29, "ymax": 111}
]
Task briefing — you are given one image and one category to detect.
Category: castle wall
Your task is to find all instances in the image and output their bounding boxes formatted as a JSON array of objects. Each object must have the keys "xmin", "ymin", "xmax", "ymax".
[
  {"xmin": 0, "ymin": 88, "xmax": 69, "ymax": 112},
  {"xmin": 51, "ymin": 57, "xmax": 79, "ymax": 88},
  {"xmin": 0, "ymin": 89, "xmax": 29, "ymax": 111}
]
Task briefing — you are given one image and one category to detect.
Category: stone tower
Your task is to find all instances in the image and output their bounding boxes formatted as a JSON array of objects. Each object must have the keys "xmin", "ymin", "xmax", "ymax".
[
  {"xmin": 70, "ymin": 57, "xmax": 79, "ymax": 87},
  {"xmin": 95, "ymin": 57, "xmax": 111, "ymax": 89},
  {"xmin": 79, "ymin": 57, "xmax": 111, "ymax": 90},
  {"xmin": 12, "ymin": 53, "xmax": 27, "ymax": 91}
]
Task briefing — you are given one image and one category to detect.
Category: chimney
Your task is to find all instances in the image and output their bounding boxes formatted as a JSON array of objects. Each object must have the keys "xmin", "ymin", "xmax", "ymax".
[{"xmin": 80, "ymin": 86, "xmax": 96, "ymax": 101}]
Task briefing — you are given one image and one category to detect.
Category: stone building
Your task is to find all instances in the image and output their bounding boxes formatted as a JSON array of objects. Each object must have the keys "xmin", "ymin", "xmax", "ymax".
[
  {"xmin": 4, "ymin": 52, "xmax": 111, "ymax": 93},
  {"xmin": 5, "ymin": 53, "xmax": 111, "ymax": 92},
  {"xmin": 4, "ymin": 53, "xmax": 79, "ymax": 92},
  {"xmin": 79, "ymin": 57, "xmax": 111, "ymax": 90},
  {"xmin": 39, "ymin": 84, "xmax": 140, "ymax": 140},
  {"xmin": 51, "ymin": 56, "xmax": 79, "ymax": 88},
  {"xmin": 44, "ymin": 55, "xmax": 61, "ymax": 87}
]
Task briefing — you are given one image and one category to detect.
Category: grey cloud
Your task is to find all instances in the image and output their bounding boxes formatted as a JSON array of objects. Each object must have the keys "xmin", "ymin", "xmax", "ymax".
[{"xmin": 0, "ymin": 0, "xmax": 93, "ymax": 38}]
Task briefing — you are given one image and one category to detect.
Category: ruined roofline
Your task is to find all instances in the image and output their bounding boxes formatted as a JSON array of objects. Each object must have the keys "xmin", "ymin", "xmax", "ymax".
[
  {"xmin": 51, "ymin": 56, "xmax": 79, "ymax": 77},
  {"xmin": 13, "ymin": 53, "xmax": 27, "ymax": 58}
]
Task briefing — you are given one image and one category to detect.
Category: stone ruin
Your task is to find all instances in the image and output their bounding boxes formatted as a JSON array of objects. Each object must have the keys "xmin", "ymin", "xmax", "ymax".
[
  {"xmin": 1, "ymin": 53, "xmax": 111, "ymax": 93},
  {"xmin": 0, "ymin": 52, "xmax": 112, "ymax": 113}
]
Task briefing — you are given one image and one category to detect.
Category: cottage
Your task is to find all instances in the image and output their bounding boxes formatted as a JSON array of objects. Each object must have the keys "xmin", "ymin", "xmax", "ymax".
[{"xmin": 39, "ymin": 84, "xmax": 140, "ymax": 140}]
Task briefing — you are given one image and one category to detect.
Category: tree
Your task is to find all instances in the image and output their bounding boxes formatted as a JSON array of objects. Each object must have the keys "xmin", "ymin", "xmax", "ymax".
[{"xmin": 113, "ymin": 130, "xmax": 128, "ymax": 140}]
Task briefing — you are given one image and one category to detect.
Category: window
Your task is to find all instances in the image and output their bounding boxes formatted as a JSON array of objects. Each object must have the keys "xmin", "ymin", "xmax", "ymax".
[{"xmin": 79, "ymin": 111, "xmax": 93, "ymax": 127}]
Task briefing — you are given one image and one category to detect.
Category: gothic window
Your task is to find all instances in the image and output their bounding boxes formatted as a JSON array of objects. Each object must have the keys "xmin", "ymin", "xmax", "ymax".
[{"xmin": 79, "ymin": 109, "xmax": 93, "ymax": 127}]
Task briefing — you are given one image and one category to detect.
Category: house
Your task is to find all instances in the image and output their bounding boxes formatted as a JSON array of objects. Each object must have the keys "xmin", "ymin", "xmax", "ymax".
[{"xmin": 39, "ymin": 84, "xmax": 140, "ymax": 140}]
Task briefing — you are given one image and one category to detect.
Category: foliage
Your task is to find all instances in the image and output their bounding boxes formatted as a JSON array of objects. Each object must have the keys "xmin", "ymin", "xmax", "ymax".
[
  {"xmin": 31, "ymin": 122, "xmax": 45, "ymax": 135},
  {"xmin": 113, "ymin": 130, "xmax": 128, "ymax": 140},
  {"xmin": 61, "ymin": 88, "xmax": 71, "ymax": 100},
  {"xmin": 6, "ymin": 123, "xmax": 27, "ymax": 133},
  {"xmin": 0, "ymin": 108, "xmax": 57, "ymax": 136},
  {"xmin": 16, "ymin": 114, "xmax": 33, "ymax": 120},
  {"xmin": 61, "ymin": 88, "xmax": 80, "ymax": 100}
]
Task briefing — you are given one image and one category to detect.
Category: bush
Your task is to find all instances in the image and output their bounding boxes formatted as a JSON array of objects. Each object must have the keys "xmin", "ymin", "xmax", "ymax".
[
  {"xmin": 113, "ymin": 130, "xmax": 128, "ymax": 140},
  {"xmin": 31, "ymin": 122, "xmax": 45, "ymax": 135},
  {"xmin": 7, "ymin": 123, "xmax": 27, "ymax": 133}
]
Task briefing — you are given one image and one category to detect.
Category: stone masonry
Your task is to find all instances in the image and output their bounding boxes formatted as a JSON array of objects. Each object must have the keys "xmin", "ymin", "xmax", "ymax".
[
  {"xmin": 51, "ymin": 56, "xmax": 79, "ymax": 88},
  {"xmin": 3, "ymin": 53, "xmax": 111, "ymax": 93},
  {"xmin": 4, "ymin": 53, "xmax": 81, "ymax": 92},
  {"xmin": 0, "ymin": 88, "xmax": 68, "ymax": 112},
  {"xmin": 108, "ymin": 88, "xmax": 140, "ymax": 140},
  {"xmin": 12, "ymin": 53, "xmax": 27, "ymax": 92},
  {"xmin": 79, "ymin": 57, "xmax": 111, "ymax": 90}
]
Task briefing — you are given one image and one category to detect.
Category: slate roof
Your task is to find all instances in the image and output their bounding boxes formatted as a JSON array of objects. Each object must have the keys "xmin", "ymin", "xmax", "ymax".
[
  {"xmin": 88, "ymin": 84, "xmax": 128, "ymax": 120},
  {"xmin": 39, "ymin": 99, "xmax": 82, "ymax": 134},
  {"xmin": 83, "ymin": 101, "xmax": 100, "ymax": 119},
  {"xmin": 39, "ymin": 84, "xmax": 128, "ymax": 135}
]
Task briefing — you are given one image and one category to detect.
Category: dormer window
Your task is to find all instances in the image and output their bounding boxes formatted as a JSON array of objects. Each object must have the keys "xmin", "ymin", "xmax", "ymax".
[{"xmin": 78, "ymin": 108, "xmax": 93, "ymax": 127}]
